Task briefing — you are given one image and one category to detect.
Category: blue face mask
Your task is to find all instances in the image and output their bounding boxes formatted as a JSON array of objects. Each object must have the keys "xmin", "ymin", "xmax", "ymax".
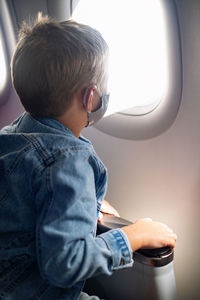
[{"xmin": 83, "ymin": 86, "xmax": 110, "ymax": 127}]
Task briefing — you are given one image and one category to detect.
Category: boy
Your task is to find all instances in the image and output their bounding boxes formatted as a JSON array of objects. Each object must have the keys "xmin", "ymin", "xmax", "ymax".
[{"xmin": 0, "ymin": 16, "xmax": 177, "ymax": 299}]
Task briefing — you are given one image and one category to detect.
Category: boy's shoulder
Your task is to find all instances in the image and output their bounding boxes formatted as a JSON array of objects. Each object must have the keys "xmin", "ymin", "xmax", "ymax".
[{"xmin": 0, "ymin": 112, "xmax": 95, "ymax": 162}]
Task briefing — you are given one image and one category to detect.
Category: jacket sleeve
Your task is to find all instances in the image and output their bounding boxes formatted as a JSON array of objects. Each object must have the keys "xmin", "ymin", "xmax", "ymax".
[{"xmin": 34, "ymin": 149, "xmax": 133, "ymax": 288}]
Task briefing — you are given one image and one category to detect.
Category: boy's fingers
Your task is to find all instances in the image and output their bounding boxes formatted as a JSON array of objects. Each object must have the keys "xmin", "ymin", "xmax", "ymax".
[
  {"xmin": 160, "ymin": 222, "xmax": 174, "ymax": 233},
  {"xmin": 140, "ymin": 218, "xmax": 153, "ymax": 222},
  {"xmin": 170, "ymin": 233, "xmax": 177, "ymax": 240},
  {"xmin": 98, "ymin": 212, "xmax": 103, "ymax": 223},
  {"xmin": 168, "ymin": 236, "xmax": 177, "ymax": 248},
  {"xmin": 165, "ymin": 233, "xmax": 177, "ymax": 248}
]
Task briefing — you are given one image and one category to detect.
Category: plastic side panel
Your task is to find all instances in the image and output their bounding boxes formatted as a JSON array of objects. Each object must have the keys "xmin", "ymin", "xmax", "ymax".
[{"xmin": 85, "ymin": 261, "xmax": 177, "ymax": 300}]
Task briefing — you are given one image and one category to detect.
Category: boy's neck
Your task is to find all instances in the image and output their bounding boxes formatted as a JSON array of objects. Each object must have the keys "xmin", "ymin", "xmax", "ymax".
[
  {"xmin": 55, "ymin": 97, "xmax": 87, "ymax": 138},
  {"xmin": 55, "ymin": 114, "xmax": 83, "ymax": 138}
]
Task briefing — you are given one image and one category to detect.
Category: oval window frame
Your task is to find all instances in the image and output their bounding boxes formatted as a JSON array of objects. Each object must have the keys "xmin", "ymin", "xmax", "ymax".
[
  {"xmin": 0, "ymin": 1, "xmax": 17, "ymax": 107},
  {"xmin": 94, "ymin": 0, "xmax": 182, "ymax": 140}
]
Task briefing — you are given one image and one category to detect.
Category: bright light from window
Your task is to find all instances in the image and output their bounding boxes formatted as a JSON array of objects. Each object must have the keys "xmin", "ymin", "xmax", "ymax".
[
  {"xmin": 0, "ymin": 38, "xmax": 7, "ymax": 92},
  {"xmin": 73, "ymin": 0, "xmax": 169, "ymax": 116}
]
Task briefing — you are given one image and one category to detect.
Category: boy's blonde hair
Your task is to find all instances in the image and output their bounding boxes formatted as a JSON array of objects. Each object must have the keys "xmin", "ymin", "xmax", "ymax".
[{"xmin": 11, "ymin": 15, "xmax": 108, "ymax": 117}]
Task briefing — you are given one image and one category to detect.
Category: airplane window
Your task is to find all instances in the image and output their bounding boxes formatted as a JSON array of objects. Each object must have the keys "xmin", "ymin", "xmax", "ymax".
[
  {"xmin": 0, "ymin": 38, "xmax": 7, "ymax": 93},
  {"xmin": 73, "ymin": 0, "xmax": 168, "ymax": 117}
]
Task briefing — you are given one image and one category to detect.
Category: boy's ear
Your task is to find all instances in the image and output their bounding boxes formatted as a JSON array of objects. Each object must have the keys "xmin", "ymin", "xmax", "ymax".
[{"xmin": 83, "ymin": 86, "xmax": 96, "ymax": 112}]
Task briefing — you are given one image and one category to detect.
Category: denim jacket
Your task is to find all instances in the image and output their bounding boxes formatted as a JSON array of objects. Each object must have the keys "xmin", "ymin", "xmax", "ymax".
[{"xmin": 0, "ymin": 112, "xmax": 133, "ymax": 300}]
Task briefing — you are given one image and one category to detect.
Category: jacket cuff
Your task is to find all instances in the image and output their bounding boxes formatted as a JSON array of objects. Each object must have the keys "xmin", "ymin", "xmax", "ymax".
[{"xmin": 98, "ymin": 228, "xmax": 134, "ymax": 270}]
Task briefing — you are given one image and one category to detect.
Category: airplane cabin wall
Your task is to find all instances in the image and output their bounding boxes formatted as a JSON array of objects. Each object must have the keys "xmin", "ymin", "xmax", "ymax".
[
  {"xmin": 0, "ymin": 0, "xmax": 199, "ymax": 299},
  {"xmin": 83, "ymin": 0, "xmax": 200, "ymax": 299}
]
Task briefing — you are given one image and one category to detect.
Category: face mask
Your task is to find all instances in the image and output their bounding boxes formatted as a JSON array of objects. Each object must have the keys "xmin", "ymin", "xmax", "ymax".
[{"xmin": 83, "ymin": 86, "xmax": 110, "ymax": 127}]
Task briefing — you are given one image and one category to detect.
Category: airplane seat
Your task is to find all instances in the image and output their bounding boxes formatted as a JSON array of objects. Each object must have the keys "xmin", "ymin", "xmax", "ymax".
[{"xmin": 84, "ymin": 215, "xmax": 178, "ymax": 300}]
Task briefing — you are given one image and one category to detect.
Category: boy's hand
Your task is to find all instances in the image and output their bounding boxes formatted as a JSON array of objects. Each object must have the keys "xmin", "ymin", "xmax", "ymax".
[
  {"xmin": 121, "ymin": 218, "xmax": 177, "ymax": 252},
  {"xmin": 98, "ymin": 212, "xmax": 104, "ymax": 223},
  {"xmin": 100, "ymin": 199, "xmax": 120, "ymax": 217}
]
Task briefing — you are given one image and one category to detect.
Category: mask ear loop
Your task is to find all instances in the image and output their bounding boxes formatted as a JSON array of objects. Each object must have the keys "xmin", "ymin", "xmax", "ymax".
[{"xmin": 82, "ymin": 85, "xmax": 97, "ymax": 112}]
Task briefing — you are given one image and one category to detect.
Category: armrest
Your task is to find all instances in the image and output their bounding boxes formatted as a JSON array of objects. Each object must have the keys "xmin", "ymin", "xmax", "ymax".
[{"xmin": 97, "ymin": 214, "xmax": 174, "ymax": 267}]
